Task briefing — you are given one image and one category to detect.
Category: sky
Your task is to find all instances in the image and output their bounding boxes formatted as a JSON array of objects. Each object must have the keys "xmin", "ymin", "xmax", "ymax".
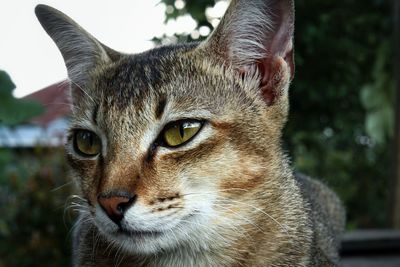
[{"xmin": 0, "ymin": 0, "xmax": 199, "ymax": 97}]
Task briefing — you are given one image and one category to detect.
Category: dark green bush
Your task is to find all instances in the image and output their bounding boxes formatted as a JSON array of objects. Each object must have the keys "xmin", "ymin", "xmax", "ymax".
[{"xmin": 0, "ymin": 148, "xmax": 73, "ymax": 267}]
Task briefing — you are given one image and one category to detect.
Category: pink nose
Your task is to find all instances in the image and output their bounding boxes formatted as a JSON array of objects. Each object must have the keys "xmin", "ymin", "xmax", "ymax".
[{"xmin": 98, "ymin": 192, "xmax": 136, "ymax": 224}]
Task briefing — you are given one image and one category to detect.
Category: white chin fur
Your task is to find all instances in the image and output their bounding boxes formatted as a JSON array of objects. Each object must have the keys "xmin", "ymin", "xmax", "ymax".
[{"xmin": 92, "ymin": 201, "xmax": 217, "ymax": 255}]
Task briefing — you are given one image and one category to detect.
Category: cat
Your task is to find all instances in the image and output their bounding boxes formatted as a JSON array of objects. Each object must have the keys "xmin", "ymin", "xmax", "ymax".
[{"xmin": 35, "ymin": 0, "xmax": 345, "ymax": 266}]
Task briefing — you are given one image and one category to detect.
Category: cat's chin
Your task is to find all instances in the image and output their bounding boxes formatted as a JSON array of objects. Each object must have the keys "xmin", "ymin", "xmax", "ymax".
[
  {"xmin": 95, "ymin": 214, "xmax": 201, "ymax": 255},
  {"xmin": 110, "ymin": 228, "xmax": 172, "ymax": 254}
]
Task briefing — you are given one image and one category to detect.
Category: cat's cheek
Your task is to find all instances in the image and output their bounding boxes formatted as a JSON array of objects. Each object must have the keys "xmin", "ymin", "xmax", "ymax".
[
  {"xmin": 218, "ymin": 158, "xmax": 266, "ymax": 192},
  {"xmin": 66, "ymin": 153, "xmax": 101, "ymax": 204}
]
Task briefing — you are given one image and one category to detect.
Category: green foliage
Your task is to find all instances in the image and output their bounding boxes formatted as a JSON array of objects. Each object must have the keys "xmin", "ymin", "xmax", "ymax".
[
  {"xmin": 360, "ymin": 43, "xmax": 394, "ymax": 144},
  {"xmin": 159, "ymin": 0, "xmax": 393, "ymax": 228},
  {"xmin": 288, "ymin": 0, "xmax": 392, "ymax": 228},
  {"xmin": 0, "ymin": 70, "xmax": 44, "ymax": 126},
  {"xmin": 0, "ymin": 148, "xmax": 73, "ymax": 267}
]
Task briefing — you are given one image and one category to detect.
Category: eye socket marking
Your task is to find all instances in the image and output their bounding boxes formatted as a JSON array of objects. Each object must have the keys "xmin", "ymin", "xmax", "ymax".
[
  {"xmin": 161, "ymin": 120, "xmax": 203, "ymax": 148},
  {"xmin": 73, "ymin": 130, "xmax": 101, "ymax": 157}
]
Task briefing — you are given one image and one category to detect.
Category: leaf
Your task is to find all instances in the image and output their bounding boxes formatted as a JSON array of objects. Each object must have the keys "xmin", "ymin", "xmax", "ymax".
[{"xmin": 0, "ymin": 70, "xmax": 44, "ymax": 126}]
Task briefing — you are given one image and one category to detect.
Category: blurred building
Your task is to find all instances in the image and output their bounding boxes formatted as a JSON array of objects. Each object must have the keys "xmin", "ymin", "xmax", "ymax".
[{"xmin": 0, "ymin": 82, "xmax": 70, "ymax": 147}]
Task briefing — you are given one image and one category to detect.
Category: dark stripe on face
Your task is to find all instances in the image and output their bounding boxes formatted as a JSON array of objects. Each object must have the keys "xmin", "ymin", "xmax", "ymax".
[
  {"xmin": 155, "ymin": 96, "xmax": 167, "ymax": 120},
  {"xmin": 92, "ymin": 103, "xmax": 99, "ymax": 125},
  {"xmin": 146, "ymin": 143, "xmax": 158, "ymax": 163}
]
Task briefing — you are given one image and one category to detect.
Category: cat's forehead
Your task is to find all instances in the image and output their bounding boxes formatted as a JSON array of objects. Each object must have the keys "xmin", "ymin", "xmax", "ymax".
[
  {"xmin": 96, "ymin": 45, "xmax": 188, "ymax": 94},
  {"xmin": 92, "ymin": 43, "xmax": 200, "ymax": 108},
  {"xmin": 70, "ymin": 42, "xmax": 260, "ymax": 133},
  {"xmin": 86, "ymin": 44, "xmax": 247, "ymax": 115}
]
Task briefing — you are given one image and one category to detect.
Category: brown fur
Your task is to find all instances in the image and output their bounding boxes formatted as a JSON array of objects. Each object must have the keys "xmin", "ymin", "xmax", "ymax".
[{"xmin": 36, "ymin": 1, "xmax": 345, "ymax": 266}]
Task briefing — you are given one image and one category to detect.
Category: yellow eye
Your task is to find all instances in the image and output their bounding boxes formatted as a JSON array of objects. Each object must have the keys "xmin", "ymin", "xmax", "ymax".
[
  {"xmin": 163, "ymin": 120, "xmax": 202, "ymax": 147},
  {"xmin": 74, "ymin": 130, "xmax": 101, "ymax": 156}
]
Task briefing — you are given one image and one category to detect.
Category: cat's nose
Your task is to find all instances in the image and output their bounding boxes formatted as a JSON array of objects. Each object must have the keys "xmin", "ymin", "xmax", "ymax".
[{"xmin": 97, "ymin": 191, "xmax": 136, "ymax": 224}]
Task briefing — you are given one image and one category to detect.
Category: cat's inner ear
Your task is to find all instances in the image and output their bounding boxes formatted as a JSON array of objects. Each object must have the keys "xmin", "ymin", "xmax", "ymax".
[
  {"xmin": 35, "ymin": 5, "xmax": 121, "ymax": 89},
  {"xmin": 202, "ymin": 0, "xmax": 294, "ymax": 105}
]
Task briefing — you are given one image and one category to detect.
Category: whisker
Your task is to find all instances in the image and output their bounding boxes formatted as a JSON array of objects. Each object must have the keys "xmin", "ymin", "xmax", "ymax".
[
  {"xmin": 177, "ymin": 216, "xmax": 243, "ymax": 245},
  {"xmin": 212, "ymin": 204, "xmax": 265, "ymax": 234},
  {"xmin": 179, "ymin": 210, "xmax": 249, "ymax": 238},
  {"xmin": 63, "ymin": 195, "xmax": 90, "ymax": 229},
  {"xmin": 51, "ymin": 180, "xmax": 74, "ymax": 192},
  {"xmin": 114, "ymin": 240, "xmax": 125, "ymax": 267},
  {"xmin": 180, "ymin": 188, "xmax": 249, "ymax": 197},
  {"xmin": 216, "ymin": 196, "xmax": 290, "ymax": 235},
  {"xmin": 69, "ymin": 79, "xmax": 95, "ymax": 104},
  {"xmin": 181, "ymin": 190, "xmax": 290, "ymax": 236},
  {"xmin": 66, "ymin": 215, "xmax": 93, "ymax": 241},
  {"xmin": 47, "ymin": 101, "xmax": 85, "ymax": 112}
]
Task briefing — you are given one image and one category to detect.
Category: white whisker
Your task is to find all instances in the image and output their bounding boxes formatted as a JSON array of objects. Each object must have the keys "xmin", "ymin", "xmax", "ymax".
[{"xmin": 69, "ymin": 79, "xmax": 95, "ymax": 104}]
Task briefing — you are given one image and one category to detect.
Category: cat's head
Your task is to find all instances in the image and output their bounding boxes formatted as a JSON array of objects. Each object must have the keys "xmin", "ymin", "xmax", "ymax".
[{"xmin": 36, "ymin": 0, "xmax": 294, "ymax": 254}]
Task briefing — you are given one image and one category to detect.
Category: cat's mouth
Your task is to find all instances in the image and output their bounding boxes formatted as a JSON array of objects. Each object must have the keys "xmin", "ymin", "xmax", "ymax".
[
  {"xmin": 112, "ymin": 213, "xmax": 197, "ymax": 239},
  {"xmin": 96, "ymin": 212, "xmax": 205, "ymax": 253},
  {"xmin": 116, "ymin": 227, "xmax": 164, "ymax": 238}
]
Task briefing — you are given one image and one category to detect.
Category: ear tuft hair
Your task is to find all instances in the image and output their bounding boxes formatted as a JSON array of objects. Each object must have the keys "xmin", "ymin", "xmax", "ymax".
[
  {"xmin": 201, "ymin": 0, "xmax": 295, "ymax": 105},
  {"xmin": 204, "ymin": 0, "xmax": 294, "ymax": 67}
]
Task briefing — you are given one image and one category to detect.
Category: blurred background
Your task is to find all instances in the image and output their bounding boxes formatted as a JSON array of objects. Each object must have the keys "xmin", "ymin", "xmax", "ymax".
[{"xmin": 0, "ymin": 0, "xmax": 399, "ymax": 266}]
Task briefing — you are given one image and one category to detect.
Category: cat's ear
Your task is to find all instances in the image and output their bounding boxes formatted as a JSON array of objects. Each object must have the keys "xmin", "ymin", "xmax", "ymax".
[
  {"xmin": 201, "ymin": 0, "xmax": 294, "ymax": 105},
  {"xmin": 35, "ymin": 5, "xmax": 121, "ymax": 88}
]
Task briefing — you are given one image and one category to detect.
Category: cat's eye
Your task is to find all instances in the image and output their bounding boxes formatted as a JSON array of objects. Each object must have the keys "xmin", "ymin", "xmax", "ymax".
[
  {"xmin": 73, "ymin": 130, "xmax": 101, "ymax": 156},
  {"xmin": 162, "ymin": 120, "xmax": 203, "ymax": 147}
]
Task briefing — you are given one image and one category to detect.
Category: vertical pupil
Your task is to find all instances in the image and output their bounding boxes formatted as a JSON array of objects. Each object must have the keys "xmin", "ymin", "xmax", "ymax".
[
  {"xmin": 179, "ymin": 124, "xmax": 185, "ymax": 139},
  {"xmin": 88, "ymin": 133, "xmax": 93, "ymax": 146},
  {"xmin": 90, "ymin": 133, "xmax": 94, "ymax": 147}
]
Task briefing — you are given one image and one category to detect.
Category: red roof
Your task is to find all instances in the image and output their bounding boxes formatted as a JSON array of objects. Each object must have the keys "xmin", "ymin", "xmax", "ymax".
[{"xmin": 23, "ymin": 81, "xmax": 71, "ymax": 126}]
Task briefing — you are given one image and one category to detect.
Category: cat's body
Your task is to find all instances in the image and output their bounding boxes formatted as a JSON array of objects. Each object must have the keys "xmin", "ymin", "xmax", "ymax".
[{"xmin": 35, "ymin": 1, "xmax": 345, "ymax": 266}]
